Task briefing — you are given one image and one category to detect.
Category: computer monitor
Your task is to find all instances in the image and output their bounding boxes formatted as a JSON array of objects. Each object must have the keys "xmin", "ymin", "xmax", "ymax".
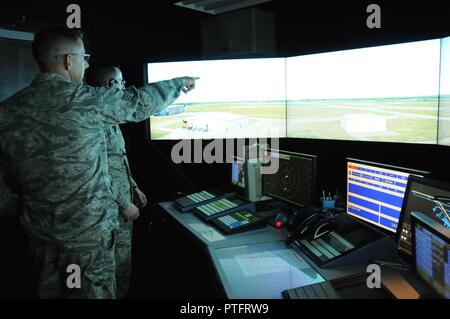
[
  {"xmin": 262, "ymin": 149, "xmax": 317, "ymax": 208},
  {"xmin": 346, "ymin": 159, "xmax": 429, "ymax": 234},
  {"xmin": 411, "ymin": 211, "xmax": 450, "ymax": 299},
  {"xmin": 231, "ymin": 156, "xmax": 264, "ymax": 202},
  {"xmin": 398, "ymin": 176, "xmax": 450, "ymax": 256},
  {"xmin": 231, "ymin": 157, "xmax": 246, "ymax": 194}
]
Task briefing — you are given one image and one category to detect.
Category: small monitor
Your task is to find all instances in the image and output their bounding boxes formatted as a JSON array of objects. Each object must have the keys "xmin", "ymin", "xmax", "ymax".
[
  {"xmin": 262, "ymin": 149, "xmax": 317, "ymax": 208},
  {"xmin": 231, "ymin": 157, "xmax": 246, "ymax": 193},
  {"xmin": 231, "ymin": 156, "xmax": 264, "ymax": 202},
  {"xmin": 398, "ymin": 176, "xmax": 450, "ymax": 256},
  {"xmin": 411, "ymin": 211, "xmax": 450, "ymax": 299},
  {"xmin": 346, "ymin": 159, "xmax": 429, "ymax": 234}
]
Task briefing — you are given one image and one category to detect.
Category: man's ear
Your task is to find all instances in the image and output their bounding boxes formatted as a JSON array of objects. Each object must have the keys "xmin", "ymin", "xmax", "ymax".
[
  {"xmin": 103, "ymin": 80, "xmax": 111, "ymax": 88},
  {"xmin": 64, "ymin": 55, "xmax": 72, "ymax": 71}
]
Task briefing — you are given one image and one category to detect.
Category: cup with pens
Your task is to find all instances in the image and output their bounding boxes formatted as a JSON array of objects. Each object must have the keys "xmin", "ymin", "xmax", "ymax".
[{"xmin": 321, "ymin": 190, "xmax": 336, "ymax": 212}]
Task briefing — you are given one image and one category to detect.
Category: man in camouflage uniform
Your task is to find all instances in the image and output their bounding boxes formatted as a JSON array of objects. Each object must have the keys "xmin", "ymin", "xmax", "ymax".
[
  {"xmin": 86, "ymin": 65, "xmax": 148, "ymax": 298},
  {"xmin": 0, "ymin": 27, "xmax": 198, "ymax": 298}
]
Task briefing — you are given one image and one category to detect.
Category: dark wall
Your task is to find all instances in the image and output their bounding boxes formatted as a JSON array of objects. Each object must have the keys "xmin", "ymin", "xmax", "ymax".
[{"xmin": 271, "ymin": 1, "xmax": 450, "ymax": 56}]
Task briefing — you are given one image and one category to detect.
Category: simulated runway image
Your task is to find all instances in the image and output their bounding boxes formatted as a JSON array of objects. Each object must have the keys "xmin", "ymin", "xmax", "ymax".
[
  {"xmin": 287, "ymin": 97, "xmax": 439, "ymax": 143},
  {"xmin": 150, "ymin": 102, "xmax": 286, "ymax": 139}
]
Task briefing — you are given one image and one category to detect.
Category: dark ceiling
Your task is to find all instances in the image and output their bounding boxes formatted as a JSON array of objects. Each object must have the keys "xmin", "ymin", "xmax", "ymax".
[{"xmin": 2, "ymin": 0, "xmax": 450, "ymax": 60}]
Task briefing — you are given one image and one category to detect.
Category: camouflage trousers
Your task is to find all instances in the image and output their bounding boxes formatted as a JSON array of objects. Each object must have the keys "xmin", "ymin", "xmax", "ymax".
[
  {"xmin": 28, "ymin": 231, "xmax": 117, "ymax": 299},
  {"xmin": 115, "ymin": 217, "xmax": 133, "ymax": 299}
]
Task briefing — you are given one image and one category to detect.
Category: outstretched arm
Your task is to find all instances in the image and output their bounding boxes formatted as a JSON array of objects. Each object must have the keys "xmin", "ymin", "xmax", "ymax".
[{"xmin": 95, "ymin": 77, "xmax": 199, "ymax": 125}]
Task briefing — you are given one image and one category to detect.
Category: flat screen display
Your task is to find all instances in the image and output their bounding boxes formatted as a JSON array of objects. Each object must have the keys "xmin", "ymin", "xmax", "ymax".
[
  {"xmin": 346, "ymin": 159, "xmax": 428, "ymax": 233},
  {"xmin": 287, "ymin": 39, "xmax": 441, "ymax": 144},
  {"xmin": 147, "ymin": 58, "xmax": 286, "ymax": 140}
]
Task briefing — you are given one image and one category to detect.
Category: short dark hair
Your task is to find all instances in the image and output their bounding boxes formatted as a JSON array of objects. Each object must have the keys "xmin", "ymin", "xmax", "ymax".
[
  {"xmin": 85, "ymin": 65, "xmax": 118, "ymax": 87},
  {"xmin": 32, "ymin": 27, "xmax": 84, "ymax": 70}
]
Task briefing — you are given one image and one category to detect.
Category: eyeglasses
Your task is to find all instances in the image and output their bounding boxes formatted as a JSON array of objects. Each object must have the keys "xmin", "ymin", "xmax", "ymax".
[
  {"xmin": 54, "ymin": 53, "xmax": 91, "ymax": 62},
  {"xmin": 109, "ymin": 79, "xmax": 126, "ymax": 87}
]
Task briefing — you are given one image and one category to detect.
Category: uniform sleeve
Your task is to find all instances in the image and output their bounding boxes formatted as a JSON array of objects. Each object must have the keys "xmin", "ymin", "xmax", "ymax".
[
  {"xmin": 129, "ymin": 174, "xmax": 137, "ymax": 189},
  {"xmin": 96, "ymin": 78, "xmax": 184, "ymax": 125},
  {"xmin": 0, "ymin": 150, "xmax": 18, "ymax": 216},
  {"xmin": 122, "ymin": 155, "xmax": 138, "ymax": 189},
  {"xmin": 113, "ymin": 186, "xmax": 132, "ymax": 212}
]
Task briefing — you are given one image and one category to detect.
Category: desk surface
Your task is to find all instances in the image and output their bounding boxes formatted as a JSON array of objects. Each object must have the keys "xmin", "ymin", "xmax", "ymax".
[
  {"xmin": 158, "ymin": 201, "xmax": 287, "ymax": 248},
  {"xmin": 156, "ymin": 201, "xmax": 430, "ymax": 299},
  {"xmin": 209, "ymin": 240, "xmax": 326, "ymax": 299}
]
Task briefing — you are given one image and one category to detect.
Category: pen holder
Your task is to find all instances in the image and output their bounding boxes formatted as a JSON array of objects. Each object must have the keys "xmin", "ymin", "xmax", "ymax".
[{"xmin": 321, "ymin": 198, "xmax": 335, "ymax": 211}]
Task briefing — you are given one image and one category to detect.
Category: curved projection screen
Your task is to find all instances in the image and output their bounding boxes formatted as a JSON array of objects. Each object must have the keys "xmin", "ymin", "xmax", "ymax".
[
  {"xmin": 287, "ymin": 39, "xmax": 441, "ymax": 144},
  {"xmin": 147, "ymin": 38, "xmax": 449, "ymax": 144},
  {"xmin": 147, "ymin": 58, "xmax": 286, "ymax": 140}
]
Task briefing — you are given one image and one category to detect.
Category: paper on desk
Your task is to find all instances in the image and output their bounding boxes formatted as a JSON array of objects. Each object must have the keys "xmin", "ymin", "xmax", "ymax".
[
  {"xmin": 189, "ymin": 223, "xmax": 226, "ymax": 242},
  {"xmin": 235, "ymin": 251, "xmax": 298, "ymax": 277}
]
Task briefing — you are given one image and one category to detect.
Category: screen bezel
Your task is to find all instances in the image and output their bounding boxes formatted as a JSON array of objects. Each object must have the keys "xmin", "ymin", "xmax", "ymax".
[
  {"xmin": 262, "ymin": 148, "xmax": 318, "ymax": 208},
  {"xmin": 411, "ymin": 211, "xmax": 450, "ymax": 299},
  {"xmin": 346, "ymin": 158, "xmax": 430, "ymax": 236}
]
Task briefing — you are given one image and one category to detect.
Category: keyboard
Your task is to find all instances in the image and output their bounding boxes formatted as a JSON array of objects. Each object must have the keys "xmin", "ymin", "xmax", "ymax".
[
  {"xmin": 282, "ymin": 281, "xmax": 340, "ymax": 299},
  {"xmin": 210, "ymin": 210, "xmax": 266, "ymax": 234},
  {"xmin": 174, "ymin": 190, "xmax": 222, "ymax": 212},
  {"xmin": 196, "ymin": 198, "xmax": 238, "ymax": 217},
  {"xmin": 194, "ymin": 197, "xmax": 253, "ymax": 222}
]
